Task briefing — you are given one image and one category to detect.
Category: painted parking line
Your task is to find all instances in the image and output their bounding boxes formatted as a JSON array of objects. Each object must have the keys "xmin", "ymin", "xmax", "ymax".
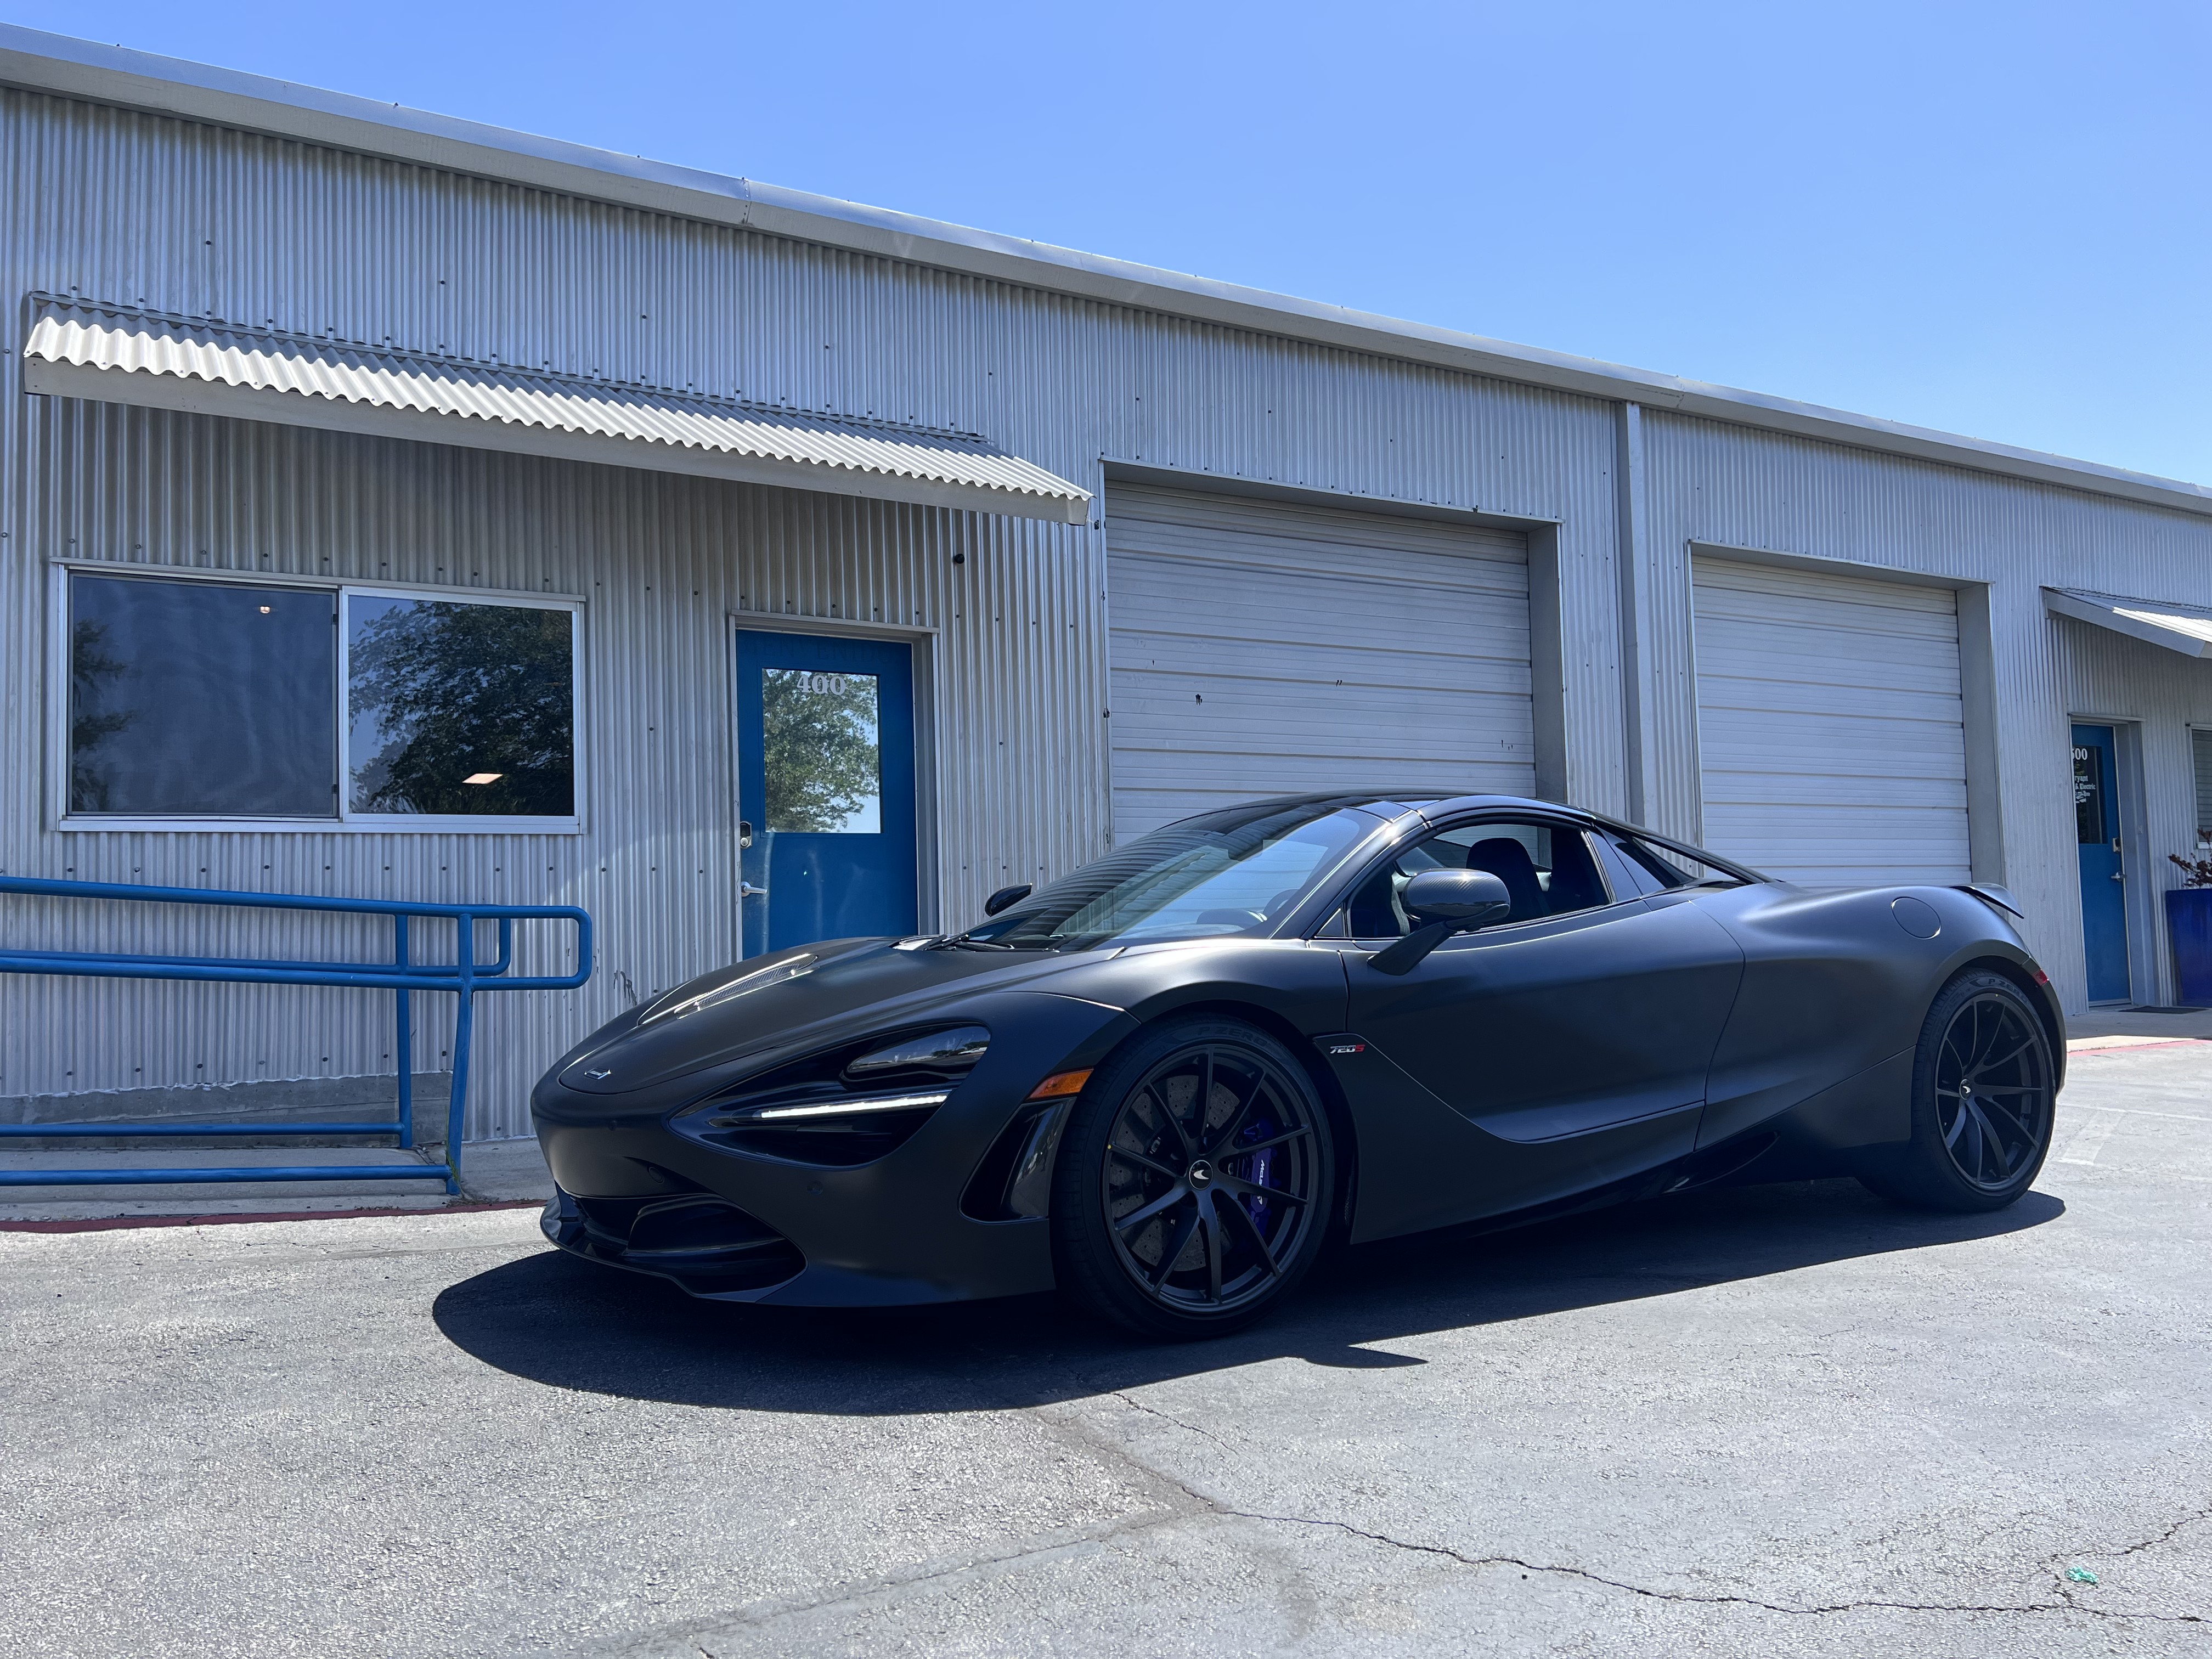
[{"xmin": 2056, "ymin": 1109, "xmax": 2124, "ymax": 1166}]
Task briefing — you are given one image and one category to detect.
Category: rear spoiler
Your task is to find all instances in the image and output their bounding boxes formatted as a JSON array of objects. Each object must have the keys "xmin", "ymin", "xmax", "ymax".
[{"xmin": 1956, "ymin": 882, "xmax": 2026, "ymax": 919}]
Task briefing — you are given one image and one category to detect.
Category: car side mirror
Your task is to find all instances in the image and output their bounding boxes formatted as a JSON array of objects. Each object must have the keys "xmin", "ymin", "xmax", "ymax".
[
  {"xmin": 984, "ymin": 883, "xmax": 1034, "ymax": 917},
  {"xmin": 1369, "ymin": 869, "xmax": 1511, "ymax": 975}
]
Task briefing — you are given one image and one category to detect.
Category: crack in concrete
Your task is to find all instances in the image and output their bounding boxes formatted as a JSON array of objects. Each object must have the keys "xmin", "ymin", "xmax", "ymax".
[
  {"xmin": 1105, "ymin": 1389, "xmax": 1229, "ymax": 1446},
  {"xmin": 1231, "ymin": 1509, "xmax": 2210, "ymax": 1625}
]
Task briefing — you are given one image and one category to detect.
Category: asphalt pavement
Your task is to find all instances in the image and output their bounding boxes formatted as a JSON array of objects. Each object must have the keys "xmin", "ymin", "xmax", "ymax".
[{"xmin": 2, "ymin": 1042, "xmax": 2206, "ymax": 1657}]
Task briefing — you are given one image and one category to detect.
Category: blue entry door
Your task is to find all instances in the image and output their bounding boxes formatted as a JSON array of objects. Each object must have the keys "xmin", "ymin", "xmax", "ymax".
[
  {"xmin": 736, "ymin": 630, "xmax": 918, "ymax": 957},
  {"xmin": 2072, "ymin": 723, "xmax": 2130, "ymax": 1003}
]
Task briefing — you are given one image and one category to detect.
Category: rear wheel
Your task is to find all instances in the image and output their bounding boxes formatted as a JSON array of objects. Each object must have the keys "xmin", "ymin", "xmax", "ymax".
[
  {"xmin": 1052, "ymin": 1018, "xmax": 1334, "ymax": 1340},
  {"xmin": 1860, "ymin": 969, "xmax": 2056, "ymax": 1211}
]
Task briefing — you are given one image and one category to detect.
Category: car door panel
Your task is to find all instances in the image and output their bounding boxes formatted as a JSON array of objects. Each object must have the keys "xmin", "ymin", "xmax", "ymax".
[
  {"xmin": 1345, "ymin": 895, "xmax": 1745, "ymax": 1142},
  {"xmin": 1321, "ymin": 1025, "xmax": 1706, "ymax": 1242}
]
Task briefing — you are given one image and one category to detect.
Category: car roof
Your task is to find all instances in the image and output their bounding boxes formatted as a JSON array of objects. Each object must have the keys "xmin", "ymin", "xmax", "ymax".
[{"xmin": 1216, "ymin": 791, "xmax": 1602, "ymax": 823}]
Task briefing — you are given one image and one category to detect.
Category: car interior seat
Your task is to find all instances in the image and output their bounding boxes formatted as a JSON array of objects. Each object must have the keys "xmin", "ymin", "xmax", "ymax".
[{"xmin": 1464, "ymin": 837, "xmax": 1546, "ymax": 922}]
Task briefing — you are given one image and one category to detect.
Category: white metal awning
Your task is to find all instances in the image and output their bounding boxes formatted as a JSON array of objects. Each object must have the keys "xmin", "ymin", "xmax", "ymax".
[
  {"xmin": 21, "ymin": 300, "xmax": 1092, "ymax": 525},
  {"xmin": 2044, "ymin": 586, "xmax": 2212, "ymax": 659}
]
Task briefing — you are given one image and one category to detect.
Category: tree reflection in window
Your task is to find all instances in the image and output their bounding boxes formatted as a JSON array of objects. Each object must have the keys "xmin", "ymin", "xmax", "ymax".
[
  {"xmin": 762, "ymin": 668, "xmax": 881, "ymax": 832},
  {"xmin": 68, "ymin": 619, "xmax": 136, "ymax": 812},
  {"xmin": 348, "ymin": 597, "xmax": 575, "ymax": 816}
]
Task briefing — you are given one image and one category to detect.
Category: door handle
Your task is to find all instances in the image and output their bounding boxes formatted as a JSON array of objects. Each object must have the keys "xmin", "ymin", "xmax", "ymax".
[{"xmin": 741, "ymin": 882, "xmax": 769, "ymax": 899}]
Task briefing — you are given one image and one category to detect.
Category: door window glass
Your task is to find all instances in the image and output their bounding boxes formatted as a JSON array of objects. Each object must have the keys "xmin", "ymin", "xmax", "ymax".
[
  {"xmin": 69, "ymin": 573, "xmax": 337, "ymax": 816},
  {"xmin": 1345, "ymin": 821, "xmax": 1612, "ymax": 937},
  {"xmin": 2073, "ymin": 743, "xmax": 2107, "ymax": 844},
  {"xmin": 761, "ymin": 668, "xmax": 882, "ymax": 833}
]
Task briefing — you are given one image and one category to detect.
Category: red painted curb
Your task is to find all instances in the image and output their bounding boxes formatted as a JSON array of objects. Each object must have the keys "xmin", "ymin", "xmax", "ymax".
[
  {"xmin": 2068, "ymin": 1039, "xmax": 2208, "ymax": 1056},
  {"xmin": 0, "ymin": 1199, "xmax": 543, "ymax": 1234}
]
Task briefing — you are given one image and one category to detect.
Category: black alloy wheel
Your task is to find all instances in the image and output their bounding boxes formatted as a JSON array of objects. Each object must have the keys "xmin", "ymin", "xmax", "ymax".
[
  {"xmin": 1052, "ymin": 1018, "xmax": 1334, "ymax": 1339},
  {"xmin": 1935, "ymin": 989, "xmax": 2054, "ymax": 1189},
  {"xmin": 1862, "ymin": 968, "xmax": 2056, "ymax": 1212}
]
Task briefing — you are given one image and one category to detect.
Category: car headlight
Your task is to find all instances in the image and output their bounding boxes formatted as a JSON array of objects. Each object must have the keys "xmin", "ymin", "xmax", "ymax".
[
  {"xmin": 845, "ymin": 1025, "xmax": 989, "ymax": 1077},
  {"xmin": 673, "ymin": 1024, "xmax": 991, "ymax": 1167}
]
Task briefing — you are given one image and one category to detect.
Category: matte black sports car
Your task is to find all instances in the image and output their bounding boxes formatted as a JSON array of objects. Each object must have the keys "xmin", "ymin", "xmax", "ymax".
[{"xmin": 532, "ymin": 793, "xmax": 2064, "ymax": 1338}]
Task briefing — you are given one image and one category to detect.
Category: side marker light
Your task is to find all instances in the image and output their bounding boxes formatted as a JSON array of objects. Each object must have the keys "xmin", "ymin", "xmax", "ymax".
[{"xmin": 1026, "ymin": 1069, "xmax": 1092, "ymax": 1101}]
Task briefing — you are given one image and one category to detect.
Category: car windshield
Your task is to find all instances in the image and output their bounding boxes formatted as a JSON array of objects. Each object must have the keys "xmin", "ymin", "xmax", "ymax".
[{"xmin": 955, "ymin": 802, "xmax": 1386, "ymax": 951}]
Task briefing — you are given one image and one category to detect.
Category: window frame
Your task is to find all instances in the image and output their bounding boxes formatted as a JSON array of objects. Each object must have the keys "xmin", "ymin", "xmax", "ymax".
[{"xmin": 50, "ymin": 562, "xmax": 586, "ymax": 835}]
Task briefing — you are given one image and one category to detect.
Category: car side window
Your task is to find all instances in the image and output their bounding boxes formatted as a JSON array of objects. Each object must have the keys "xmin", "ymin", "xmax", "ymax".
[
  {"xmin": 1596, "ymin": 831, "xmax": 1691, "ymax": 896},
  {"xmin": 1344, "ymin": 821, "xmax": 1615, "ymax": 938}
]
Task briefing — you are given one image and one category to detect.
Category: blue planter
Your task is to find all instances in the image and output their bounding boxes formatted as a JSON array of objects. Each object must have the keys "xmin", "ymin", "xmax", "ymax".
[{"xmin": 2165, "ymin": 888, "xmax": 2212, "ymax": 1007}]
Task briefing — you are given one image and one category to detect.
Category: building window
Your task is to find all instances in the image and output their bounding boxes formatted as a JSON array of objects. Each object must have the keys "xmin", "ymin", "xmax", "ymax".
[
  {"xmin": 345, "ymin": 592, "xmax": 575, "ymax": 819},
  {"xmin": 65, "ymin": 571, "xmax": 579, "ymax": 828},
  {"xmin": 2194, "ymin": 728, "xmax": 2212, "ymax": 838}
]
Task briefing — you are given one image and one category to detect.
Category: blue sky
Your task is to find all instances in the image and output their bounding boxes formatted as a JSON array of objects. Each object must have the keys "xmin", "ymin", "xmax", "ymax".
[{"xmin": 27, "ymin": 2, "xmax": 2211, "ymax": 482}]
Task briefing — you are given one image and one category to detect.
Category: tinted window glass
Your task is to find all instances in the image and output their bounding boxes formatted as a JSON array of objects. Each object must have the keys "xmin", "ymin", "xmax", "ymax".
[
  {"xmin": 347, "ymin": 595, "xmax": 575, "ymax": 816},
  {"xmin": 1606, "ymin": 833, "xmax": 1694, "ymax": 892},
  {"xmin": 70, "ymin": 574, "xmax": 336, "ymax": 816},
  {"xmin": 2073, "ymin": 743, "xmax": 2107, "ymax": 844},
  {"xmin": 1347, "ymin": 821, "xmax": 1612, "ymax": 936}
]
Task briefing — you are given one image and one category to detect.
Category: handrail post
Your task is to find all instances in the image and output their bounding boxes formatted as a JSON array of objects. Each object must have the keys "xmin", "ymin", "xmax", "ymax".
[
  {"xmin": 394, "ymin": 913, "xmax": 414, "ymax": 1150},
  {"xmin": 444, "ymin": 912, "xmax": 477, "ymax": 1195}
]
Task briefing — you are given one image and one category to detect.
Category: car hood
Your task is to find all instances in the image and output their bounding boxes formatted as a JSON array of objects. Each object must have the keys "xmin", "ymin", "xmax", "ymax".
[{"xmin": 554, "ymin": 937, "xmax": 1112, "ymax": 1094}]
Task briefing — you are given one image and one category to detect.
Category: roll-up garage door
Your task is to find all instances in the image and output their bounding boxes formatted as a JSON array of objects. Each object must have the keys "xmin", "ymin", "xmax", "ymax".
[
  {"xmin": 1105, "ymin": 483, "xmax": 1532, "ymax": 843},
  {"xmin": 1692, "ymin": 554, "xmax": 1970, "ymax": 887}
]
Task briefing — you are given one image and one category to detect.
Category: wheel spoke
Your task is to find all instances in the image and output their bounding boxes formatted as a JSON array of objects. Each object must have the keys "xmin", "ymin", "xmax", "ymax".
[
  {"xmin": 1216, "ymin": 1189, "xmax": 1282, "ymax": 1278},
  {"xmin": 1215, "ymin": 1171, "xmax": 1310, "ymax": 1208},
  {"xmin": 1944, "ymin": 1103, "xmax": 1971, "ymax": 1149},
  {"xmin": 1966, "ymin": 1099, "xmax": 2013, "ymax": 1176},
  {"xmin": 1226, "ymin": 1124, "xmax": 1313, "ymax": 1160},
  {"xmin": 1959, "ymin": 1105, "xmax": 1987, "ymax": 1178},
  {"xmin": 1970, "ymin": 1034, "xmax": 2034, "ymax": 1078},
  {"xmin": 1203, "ymin": 1068, "xmax": 1269, "ymax": 1156},
  {"xmin": 1976, "ymin": 1093, "xmax": 2038, "ymax": 1141},
  {"xmin": 1115, "ymin": 1183, "xmax": 1190, "ymax": 1236},
  {"xmin": 1145, "ymin": 1086, "xmax": 1194, "ymax": 1160},
  {"xmin": 1192, "ymin": 1049, "xmax": 1216, "ymax": 1145},
  {"xmin": 1146, "ymin": 1203, "xmax": 1200, "ymax": 1288},
  {"xmin": 1110, "ymin": 1145, "xmax": 1183, "ymax": 1183},
  {"xmin": 1199, "ymin": 1193, "xmax": 1224, "ymax": 1303}
]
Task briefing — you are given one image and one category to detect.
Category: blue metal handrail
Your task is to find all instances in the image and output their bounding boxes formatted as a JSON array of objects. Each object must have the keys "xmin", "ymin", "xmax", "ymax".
[{"xmin": 0, "ymin": 876, "xmax": 593, "ymax": 1194}]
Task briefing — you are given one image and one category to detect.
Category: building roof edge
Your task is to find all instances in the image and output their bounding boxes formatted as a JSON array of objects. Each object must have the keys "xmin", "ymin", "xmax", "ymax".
[{"xmin": 5, "ymin": 23, "xmax": 2209, "ymax": 519}]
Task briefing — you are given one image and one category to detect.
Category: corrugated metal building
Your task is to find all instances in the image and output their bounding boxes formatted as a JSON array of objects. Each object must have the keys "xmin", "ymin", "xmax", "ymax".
[{"xmin": 7, "ymin": 25, "xmax": 2212, "ymax": 1139}]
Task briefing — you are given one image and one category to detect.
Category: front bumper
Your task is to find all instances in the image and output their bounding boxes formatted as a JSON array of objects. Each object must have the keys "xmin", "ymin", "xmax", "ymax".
[{"xmin": 532, "ymin": 990, "xmax": 1136, "ymax": 1306}]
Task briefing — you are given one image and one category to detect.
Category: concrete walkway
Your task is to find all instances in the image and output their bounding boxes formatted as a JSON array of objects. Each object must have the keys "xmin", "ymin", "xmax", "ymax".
[{"xmin": 0, "ymin": 1137, "xmax": 553, "ymax": 1223}]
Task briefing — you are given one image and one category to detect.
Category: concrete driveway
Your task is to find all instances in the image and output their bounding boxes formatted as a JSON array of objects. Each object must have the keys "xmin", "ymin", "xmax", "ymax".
[{"xmin": 2, "ymin": 1042, "xmax": 2206, "ymax": 1657}]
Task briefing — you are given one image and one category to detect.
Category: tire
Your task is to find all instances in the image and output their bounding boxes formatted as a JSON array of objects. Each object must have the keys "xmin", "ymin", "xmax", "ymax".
[
  {"xmin": 1859, "ymin": 968, "xmax": 2057, "ymax": 1212},
  {"xmin": 1052, "ymin": 1017, "xmax": 1335, "ymax": 1340}
]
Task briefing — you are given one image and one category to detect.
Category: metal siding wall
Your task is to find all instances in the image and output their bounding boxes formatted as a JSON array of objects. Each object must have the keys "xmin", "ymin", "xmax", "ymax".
[
  {"xmin": 0, "ymin": 87, "xmax": 1624, "ymax": 1130},
  {"xmin": 1642, "ymin": 411, "xmax": 2212, "ymax": 1012}
]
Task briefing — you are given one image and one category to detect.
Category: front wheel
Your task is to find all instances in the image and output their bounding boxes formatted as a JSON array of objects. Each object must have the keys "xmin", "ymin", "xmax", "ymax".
[
  {"xmin": 1859, "ymin": 968, "xmax": 2057, "ymax": 1212},
  {"xmin": 1051, "ymin": 1018, "xmax": 1335, "ymax": 1340}
]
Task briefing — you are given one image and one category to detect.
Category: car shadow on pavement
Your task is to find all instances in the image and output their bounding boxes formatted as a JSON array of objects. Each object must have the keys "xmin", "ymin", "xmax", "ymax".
[{"xmin": 431, "ymin": 1177, "xmax": 2063, "ymax": 1412}]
